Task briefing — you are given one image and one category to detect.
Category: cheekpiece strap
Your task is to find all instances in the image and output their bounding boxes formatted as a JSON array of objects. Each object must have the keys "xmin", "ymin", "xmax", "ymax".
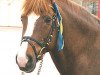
[{"xmin": 52, "ymin": 2, "xmax": 64, "ymax": 51}]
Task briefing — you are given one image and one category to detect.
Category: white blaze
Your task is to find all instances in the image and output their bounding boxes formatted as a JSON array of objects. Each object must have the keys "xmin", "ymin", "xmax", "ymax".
[
  {"xmin": 24, "ymin": 13, "xmax": 39, "ymax": 36},
  {"xmin": 17, "ymin": 13, "xmax": 39, "ymax": 67}
]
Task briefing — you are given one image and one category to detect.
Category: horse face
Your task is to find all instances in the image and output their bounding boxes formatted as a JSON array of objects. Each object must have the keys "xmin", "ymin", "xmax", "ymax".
[{"xmin": 16, "ymin": 13, "xmax": 53, "ymax": 73}]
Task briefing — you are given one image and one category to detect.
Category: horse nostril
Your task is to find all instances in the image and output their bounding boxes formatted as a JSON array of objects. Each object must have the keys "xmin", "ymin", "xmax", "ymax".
[
  {"xmin": 16, "ymin": 55, "xmax": 18, "ymax": 64},
  {"xmin": 16, "ymin": 54, "xmax": 28, "ymax": 68},
  {"xmin": 26, "ymin": 55, "xmax": 34, "ymax": 67}
]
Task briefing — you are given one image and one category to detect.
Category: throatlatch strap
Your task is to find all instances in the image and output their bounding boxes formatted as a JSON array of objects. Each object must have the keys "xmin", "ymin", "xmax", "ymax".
[{"xmin": 53, "ymin": 2, "xmax": 64, "ymax": 51}]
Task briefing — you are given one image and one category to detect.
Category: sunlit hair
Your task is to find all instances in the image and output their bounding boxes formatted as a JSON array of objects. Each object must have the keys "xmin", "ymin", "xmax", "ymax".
[{"xmin": 22, "ymin": 0, "xmax": 54, "ymax": 16}]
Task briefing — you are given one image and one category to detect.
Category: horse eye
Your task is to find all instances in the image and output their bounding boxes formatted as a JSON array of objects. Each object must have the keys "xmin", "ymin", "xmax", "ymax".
[{"xmin": 44, "ymin": 16, "xmax": 51, "ymax": 23}]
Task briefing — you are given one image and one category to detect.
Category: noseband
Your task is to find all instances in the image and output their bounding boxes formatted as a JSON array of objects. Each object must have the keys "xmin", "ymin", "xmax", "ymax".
[{"xmin": 21, "ymin": 15, "xmax": 57, "ymax": 61}]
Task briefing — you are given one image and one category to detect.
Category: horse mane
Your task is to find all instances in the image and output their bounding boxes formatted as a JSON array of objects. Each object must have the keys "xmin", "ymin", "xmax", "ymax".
[
  {"xmin": 22, "ymin": 0, "xmax": 70, "ymax": 16},
  {"xmin": 22, "ymin": 0, "xmax": 54, "ymax": 16}
]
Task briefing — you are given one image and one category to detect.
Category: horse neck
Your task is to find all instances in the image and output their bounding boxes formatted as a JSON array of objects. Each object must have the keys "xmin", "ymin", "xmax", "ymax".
[{"xmin": 49, "ymin": 0, "xmax": 100, "ymax": 74}]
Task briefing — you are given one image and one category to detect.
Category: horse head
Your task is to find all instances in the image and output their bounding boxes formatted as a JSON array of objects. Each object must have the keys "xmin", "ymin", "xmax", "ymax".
[{"xmin": 16, "ymin": 0, "xmax": 58, "ymax": 73}]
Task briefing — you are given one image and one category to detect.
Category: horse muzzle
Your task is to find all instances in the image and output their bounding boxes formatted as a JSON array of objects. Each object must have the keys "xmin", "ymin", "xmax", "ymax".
[{"xmin": 16, "ymin": 54, "xmax": 37, "ymax": 73}]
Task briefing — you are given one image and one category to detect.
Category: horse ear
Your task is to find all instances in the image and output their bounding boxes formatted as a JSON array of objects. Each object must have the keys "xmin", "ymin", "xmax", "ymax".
[
  {"xmin": 21, "ymin": 15, "xmax": 28, "ymax": 26},
  {"xmin": 21, "ymin": 15, "xmax": 28, "ymax": 37}
]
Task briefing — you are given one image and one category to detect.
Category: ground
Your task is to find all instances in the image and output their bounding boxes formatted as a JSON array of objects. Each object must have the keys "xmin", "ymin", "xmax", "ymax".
[{"xmin": 0, "ymin": 26, "xmax": 59, "ymax": 75}]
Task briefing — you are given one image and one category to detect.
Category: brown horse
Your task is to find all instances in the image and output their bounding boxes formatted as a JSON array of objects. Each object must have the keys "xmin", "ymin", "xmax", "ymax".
[{"xmin": 16, "ymin": 0, "xmax": 100, "ymax": 75}]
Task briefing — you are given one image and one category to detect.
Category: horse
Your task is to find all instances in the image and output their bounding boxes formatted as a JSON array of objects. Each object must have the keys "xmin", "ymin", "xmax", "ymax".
[{"xmin": 16, "ymin": 0, "xmax": 100, "ymax": 75}]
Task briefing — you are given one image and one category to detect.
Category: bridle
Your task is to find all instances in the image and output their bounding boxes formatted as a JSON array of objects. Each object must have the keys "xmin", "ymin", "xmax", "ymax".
[
  {"xmin": 21, "ymin": 14, "xmax": 57, "ymax": 61},
  {"xmin": 21, "ymin": 0, "xmax": 64, "ymax": 62},
  {"xmin": 20, "ymin": 0, "xmax": 63, "ymax": 75}
]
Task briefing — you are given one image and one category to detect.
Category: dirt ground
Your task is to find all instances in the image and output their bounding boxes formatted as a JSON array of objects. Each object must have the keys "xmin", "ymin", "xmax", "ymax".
[{"xmin": 0, "ymin": 26, "xmax": 59, "ymax": 75}]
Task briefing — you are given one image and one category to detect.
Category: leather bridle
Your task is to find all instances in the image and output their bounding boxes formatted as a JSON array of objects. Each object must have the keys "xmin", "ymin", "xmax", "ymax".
[{"xmin": 21, "ymin": 15, "xmax": 58, "ymax": 61}]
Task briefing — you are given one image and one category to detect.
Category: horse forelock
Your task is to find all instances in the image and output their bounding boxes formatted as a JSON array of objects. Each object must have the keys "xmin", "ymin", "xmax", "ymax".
[{"xmin": 22, "ymin": 0, "xmax": 54, "ymax": 16}]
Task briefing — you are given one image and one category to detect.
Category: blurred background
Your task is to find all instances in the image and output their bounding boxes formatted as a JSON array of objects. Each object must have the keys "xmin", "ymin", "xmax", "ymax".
[
  {"xmin": 0, "ymin": 0, "xmax": 99, "ymax": 75},
  {"xmin": 72, "ymin": 0, "xmax": 99, "ymax": 16},
  {"xmin": 0, "ymin": 0, "xmax": 22, "ymax": 26},
  {"xmin": 0, "ymin": 0, "xmax": 99, "ymax": 26}
]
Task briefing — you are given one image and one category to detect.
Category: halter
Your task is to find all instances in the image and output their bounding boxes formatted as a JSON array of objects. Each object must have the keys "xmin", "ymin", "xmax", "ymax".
[
  {"xmin": 21, "ymin": 1, "xmax": 64, "ymax": 61},
  {"xmin": 21, "ymin": 15, "xmax": 57, "ymax": 61}
]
